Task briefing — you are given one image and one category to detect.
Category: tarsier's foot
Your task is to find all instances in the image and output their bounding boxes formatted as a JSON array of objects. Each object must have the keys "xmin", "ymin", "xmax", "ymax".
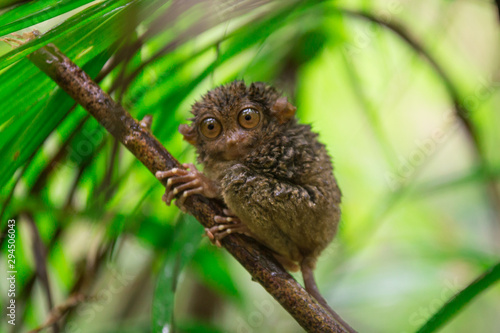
[
  {"xmin": 155, "ymin": 163, "xmax": 218, "ymax": 211},
  {"xmin": 205, "ymin": 209, "xmax": 253, "ymax": 247}
]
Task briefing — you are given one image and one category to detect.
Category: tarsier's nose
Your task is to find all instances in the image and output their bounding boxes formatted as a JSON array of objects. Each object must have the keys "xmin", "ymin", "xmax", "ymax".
[
  {"xmin": 224, "ymin": 131, "xmax": 247, "ymax": 160},
  {"xmin": 226, "ymin": 131, "xmax": 245, "ymax": 147}
]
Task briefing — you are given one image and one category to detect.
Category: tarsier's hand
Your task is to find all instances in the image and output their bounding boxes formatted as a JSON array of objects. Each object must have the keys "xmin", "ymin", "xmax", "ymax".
[
  {"xmin": 156, "ymin": 165, "xmax": 252, "ymax": 246},
  {"xmin": 155, "ymin": 163, "xmax": 219, "ymax": 211}
]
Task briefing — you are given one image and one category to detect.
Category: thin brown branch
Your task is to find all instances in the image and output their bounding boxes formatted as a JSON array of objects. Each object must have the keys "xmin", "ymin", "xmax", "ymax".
[
  {"xmin": 339, "ymin": 8, "xmax": 500, "ymax": 224},
  {"xmin": 97, "ymin": 138, "xmax": 120, "ymax": 202},
  {"xmin": 17, "ymin": 140, "xmax": 107, "ymax": 318},
  {"xmin": 27, "ymin": 293, "xmax": 86, "ymax": 333},
  {"xmin": 32, "ymin": 241, "xmax": 145, "ymax": 333},
  {"xmin": 339, "ymin": 8, "xmax": 475, "ymax": 139},
  {"xmin": 30, "ymin": 113, "xmax": 88, "ymax": 195},
  {"xmin": 24, "ymin": 212, "xmax": 58, "ymax": 333},
  {"xmin": 27, "ymin": 43, "xmax": 354, "ymax": 333},
  {"xmin": 52, "ymin": 240, "xmax": 115, "ymax": 331}
]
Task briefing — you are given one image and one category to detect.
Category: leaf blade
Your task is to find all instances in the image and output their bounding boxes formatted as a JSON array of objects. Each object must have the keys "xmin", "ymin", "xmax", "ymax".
[
  {"xmin": 152, "ymin": 214, "xmax": 203, "ymax": 333},
  {"xmin": 416, "ymin": 261, "xmax": 500, "ymax": 333},
  {"xmin": 0, "ymin": 0, "xmax": 96, "ymax": 36}
]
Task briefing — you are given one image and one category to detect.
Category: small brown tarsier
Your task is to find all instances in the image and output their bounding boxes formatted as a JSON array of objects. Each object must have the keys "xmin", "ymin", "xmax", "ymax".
[{"xmin": 156, "ymin": 81, "xmax": 345, "ymax": 322}]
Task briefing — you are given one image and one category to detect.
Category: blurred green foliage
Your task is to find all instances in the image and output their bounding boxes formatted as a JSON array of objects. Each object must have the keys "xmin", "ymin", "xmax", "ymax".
[{"xmin": 0, "ymin": 1, "xmax": 499, "ymax": 332}]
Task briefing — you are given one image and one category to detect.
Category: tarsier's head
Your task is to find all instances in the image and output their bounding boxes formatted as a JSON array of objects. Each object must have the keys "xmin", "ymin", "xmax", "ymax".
[{"xmin": 179, "ymin": 81, "xmax": 297, "ymax": 162}]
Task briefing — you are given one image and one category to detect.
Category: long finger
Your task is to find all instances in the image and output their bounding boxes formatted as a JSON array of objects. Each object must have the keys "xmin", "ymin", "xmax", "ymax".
[
  {"xmin": 173, "ymin": 179, "xmax": 201, "ymax": 195},
  {"xmin": 176, "ymin": 186, "xmax": 203, "ymax": 207},
  {"xmin": 182, "ymin": 163, "xmax": 198, "ymax": 171},
  {"xmin": 155, "ymin": 168, "xmax": 188, "ymax": 180},
  {"xmin": 166, "ymin": 174, "xmax": 197, "ymax": 192},
  {"xmin": 214, "ymin": 215, "xmax": 236, "ymax": 223}
]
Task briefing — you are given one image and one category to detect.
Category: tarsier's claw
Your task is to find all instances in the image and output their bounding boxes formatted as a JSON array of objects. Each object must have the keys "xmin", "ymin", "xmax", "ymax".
[
  {"xmin": 214, "ymin": 215, "xmax": 233, "ymax": 223},
  {"xmin": 161, "ymin": 193, "xmax": 170, "ymax": 205},
  {"xmin": 204, "ymin": 228, "xmax": 222, "ymax": 247},
  {"xmin": 156, "ymin": 168, "xmax": 187, "ymax": 180},
  {"xmin": 205, "ymin": 228, "xmax": 215, "ymax": 240},
  {"xmin": 182, "ymin": 163, "xmax": 197, "ymax": 171}
]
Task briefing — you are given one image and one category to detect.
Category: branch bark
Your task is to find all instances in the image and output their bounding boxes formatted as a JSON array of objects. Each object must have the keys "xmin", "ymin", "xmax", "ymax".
[{"xmin": 27, "ymin": 44, "xmax": 354, "ymax": 333}]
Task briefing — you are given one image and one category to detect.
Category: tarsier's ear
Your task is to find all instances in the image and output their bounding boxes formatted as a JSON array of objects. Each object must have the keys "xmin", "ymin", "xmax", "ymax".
[
  {"xmin": 270, "ymin": 96, "xmax": 297, "ymax": 124},
  {"xmin": 179, "ymin": 124, "xmax": 197, "ymax": 144}
]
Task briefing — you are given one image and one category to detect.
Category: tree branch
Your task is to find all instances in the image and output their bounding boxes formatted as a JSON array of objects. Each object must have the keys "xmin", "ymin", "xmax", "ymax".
[
  {"xmin": 27, "ymin": 294, "xmax": 86, "ymax": 333},
  {"xmin": 24, "ymin": 212, "xmax": 58, "ymax": 333},
  {"xmin": 26, "ymin": 44, "xmax": 354, "ymax": 333},
  {"xmin": 339, "ymin": 8, "xmax": 500, "ymax": 224}
]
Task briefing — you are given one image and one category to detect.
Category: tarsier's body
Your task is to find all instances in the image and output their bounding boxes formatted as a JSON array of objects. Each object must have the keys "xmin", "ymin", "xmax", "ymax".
[{"xmin": 157, "ymin": 81, "xmax": 344, "ymax": 321}]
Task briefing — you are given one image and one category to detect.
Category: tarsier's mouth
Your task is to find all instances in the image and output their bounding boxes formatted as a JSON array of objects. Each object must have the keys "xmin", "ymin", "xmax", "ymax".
[
  {"xmin": 222, "ymin": 147, "xmax": 245, "ymax": 160},
  {"xmin": 221, "ymin": 141, "xmax": 259, "ymax": 161}
]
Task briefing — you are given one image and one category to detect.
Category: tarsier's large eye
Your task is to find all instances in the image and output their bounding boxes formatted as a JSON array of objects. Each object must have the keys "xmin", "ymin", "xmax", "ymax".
[
  {"xmin": 200, "ymin": 117, "xmax": 222, "ymax": 139},
  {"xmin": 238, "ymin": 108, "xmax": 260, "ymax": 129}
]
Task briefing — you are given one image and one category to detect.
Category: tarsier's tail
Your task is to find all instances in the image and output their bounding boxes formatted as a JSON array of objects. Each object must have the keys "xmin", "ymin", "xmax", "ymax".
[{"xmin": 301, "ymin": 259, "xmax": 358, "ymax": 333}]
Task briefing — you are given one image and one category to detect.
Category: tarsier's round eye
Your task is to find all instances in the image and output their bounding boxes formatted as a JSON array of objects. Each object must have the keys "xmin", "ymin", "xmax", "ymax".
[
  {"xmin": 238, "ymin": 108, "xmax": 260, "ymax": 129},
  {"xmin": 200, "ymin": 117, "xmax": 222, "ymax": 139}
]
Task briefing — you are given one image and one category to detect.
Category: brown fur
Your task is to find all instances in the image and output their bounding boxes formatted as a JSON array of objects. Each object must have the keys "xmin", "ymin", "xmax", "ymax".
[{"xmin": 182, "ymin": 81, "xmax": 341, "ymax": 269}]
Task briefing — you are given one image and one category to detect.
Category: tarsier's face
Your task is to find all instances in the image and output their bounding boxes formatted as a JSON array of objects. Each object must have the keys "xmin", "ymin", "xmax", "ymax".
[
  {"xmin": 179, "ymin": 81, "xmax": 296, "ymax": 162},
  {"xmin": 194, "ymin": 102, "xmax": 265, "ymax": 160}
]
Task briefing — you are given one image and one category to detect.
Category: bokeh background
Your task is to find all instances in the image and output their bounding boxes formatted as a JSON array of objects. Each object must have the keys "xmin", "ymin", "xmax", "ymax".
[{"xmin": 0, "ymin": 0, "xmax": 499, "ymax": 332}]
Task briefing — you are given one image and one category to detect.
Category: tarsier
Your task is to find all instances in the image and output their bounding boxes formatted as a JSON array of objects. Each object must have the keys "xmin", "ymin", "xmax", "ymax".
[{"xmin": 156, "ymin": 81, "xmax": 350, "ymax": 328}]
